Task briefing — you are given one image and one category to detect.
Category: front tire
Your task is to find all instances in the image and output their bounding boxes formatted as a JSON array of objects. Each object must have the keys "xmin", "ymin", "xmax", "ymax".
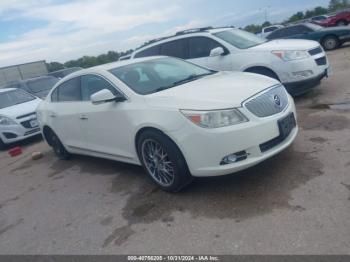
[
  {"xmin": 49, "ymin": 131, "xmax": 71, "ymax": 160},
  {"xmin": 137, "ymin": 130, "xmax": 193, "ymax": 192},
  {"xmin": 322, "ymin": 36, "xmax": 340, "ymax": 50},
  {"xmin": 245, "ymin": 67, "xmax": 280, "ymax": 81}
]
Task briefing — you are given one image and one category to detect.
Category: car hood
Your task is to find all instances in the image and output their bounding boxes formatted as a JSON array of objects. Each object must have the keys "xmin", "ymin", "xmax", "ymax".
[
  {"xmin": 0, "ymin": 98, "xmax": 42, "ymax": 119},
  {"xmin": 250, "ymin": 39, "xmax": 319, "ymax": 51},
  {"xmin": 145, "ymin": 72, "xmax": 280, "ymax": 110}
]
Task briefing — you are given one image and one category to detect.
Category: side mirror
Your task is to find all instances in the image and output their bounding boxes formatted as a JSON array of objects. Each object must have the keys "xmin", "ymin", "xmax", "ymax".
[
  {"xmin": 91, "ymin": 89, "xmax": 126, "ymax": 105},
  {"xmin": 209, "ymin": 47, "xmax": 225, "ymax": 57}
]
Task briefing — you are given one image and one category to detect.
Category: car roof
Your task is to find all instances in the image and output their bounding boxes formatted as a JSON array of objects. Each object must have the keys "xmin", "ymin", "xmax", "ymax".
[
  {"xmin": 264, "ymin": 24, "xmax": 283, "ymax": 28},
  {"xmin": 132, "ymin": 27, "xmax": 235, "ymax": 54},
  {"xmin": 277, "ymin": 22, "xmax": 310, "ymax": 29},
  {"xmin": 206, "ymin": 27, "xmax": 235, "ymax": 34},
  {"xmin": 0, "ymin": 88, "xmax": 16, "ymax": 93}
]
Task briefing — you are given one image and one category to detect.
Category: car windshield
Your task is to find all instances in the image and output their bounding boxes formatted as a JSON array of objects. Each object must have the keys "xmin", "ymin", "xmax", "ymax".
[
  {"xmin": 213, "ymin": 29, "xmax": 267, "ymax": 49},
  {"xmin": 305, "ymin": 23, "xmax": 323, "ymax": 31},
  {"xmin": 313, "ymin": 15, "xmax": 328, "ymax": 20},
  {"xmin": 0, "ymin": 89, "xmax": 36, "ymax": 109},
  {"xmin": 26, "ymin": 77, "xmax": 59, "ymax": 93},
  {"xmin": 109, "ymin": 57, "xmax": 215, "ymax": 95}
]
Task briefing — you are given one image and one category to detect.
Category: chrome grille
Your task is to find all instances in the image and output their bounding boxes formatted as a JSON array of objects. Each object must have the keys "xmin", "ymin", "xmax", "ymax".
[{"xmin": 244, "ymin": 85, "xmax": 288, "ymax": 117}]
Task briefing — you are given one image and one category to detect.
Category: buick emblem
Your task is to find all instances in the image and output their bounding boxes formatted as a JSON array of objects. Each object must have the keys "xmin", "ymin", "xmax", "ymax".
[{"xmin": 273, "ymin": 95, "xmax": 281, "ymax": 107}]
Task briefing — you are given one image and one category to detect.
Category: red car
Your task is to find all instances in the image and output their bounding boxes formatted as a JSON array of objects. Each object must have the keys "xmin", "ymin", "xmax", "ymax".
[{"xmin": 314, "ymin": 11, "xmax": 350, "ymax": 27}]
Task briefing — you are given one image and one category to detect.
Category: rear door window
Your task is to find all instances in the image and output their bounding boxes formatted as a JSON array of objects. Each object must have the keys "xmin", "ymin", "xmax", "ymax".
[
  {"xmin": 57, "ymin": 77, "xmax": 81, "ymax": 102},
  {"xmin": 160, "ymin": 39, "xmax": 188, "ymax": 59},
  {"xmin": 268, "ymin": 28, "xmax": 289, "ymax": 39},
  {"xmin": 264, "ymin": 26, "xmax": 277, "ymax": 33},
  {"xmin": 81, "ymin": 75, "xmax": 118, "ymax": 101},
  {"xmin": 272, "ymin": 26, "xmax": 311, "ymax": 38},
  {"xmin": 134, "ymin": 45, "xmax": 161, "ymax": 58},
  {"xmin": 188, "ymin": 37, "xmax": 225, "ymax": 59},
  {"xmin": 295, "ymin": 25, "xmax": 313, "ymax": 34}
]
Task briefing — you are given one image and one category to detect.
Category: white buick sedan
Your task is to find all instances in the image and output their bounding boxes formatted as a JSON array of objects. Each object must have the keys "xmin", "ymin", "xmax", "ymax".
[{"xmin": 37, "ymin": 57, "xmax": 298, "ymax": 192}]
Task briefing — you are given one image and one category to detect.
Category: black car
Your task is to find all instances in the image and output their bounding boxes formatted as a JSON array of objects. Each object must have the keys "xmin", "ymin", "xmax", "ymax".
[
  {"xmin": 267, "ymin": 23, "xmax": 350, "ymax": 50},
  {"xmin": 1, "ymin": 76, "xmax": 59, "ymax": 99}
]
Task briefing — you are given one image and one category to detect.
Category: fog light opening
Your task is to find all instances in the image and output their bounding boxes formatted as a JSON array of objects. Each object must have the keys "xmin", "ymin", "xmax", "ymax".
[
  {"xmin": 292, "ymin": 70, "xmax": 313, "ymax": 78},
  {"xmin": 220, "ymin": 151, "xmax": 248, "ymax": 165},
  {"xmin": 3, "ymin": 132, "xmax": 18, "ymax": 139}
]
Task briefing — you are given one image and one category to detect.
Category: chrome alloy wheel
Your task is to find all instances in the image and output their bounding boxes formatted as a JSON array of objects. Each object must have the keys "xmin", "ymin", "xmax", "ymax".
[
  {"xmin": 141, "ymin": 139, "xmax": 175, "ymax": 186},
  {"xmin": 324, "ymin": 38, "xmax": 337, "ymax": 50}
]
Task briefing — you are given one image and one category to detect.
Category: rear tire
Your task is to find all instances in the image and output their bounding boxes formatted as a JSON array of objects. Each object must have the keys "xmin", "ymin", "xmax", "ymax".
[
  {"xmin": 137, "ymin": 130, "xmax": 193, "ymax": 192},
  {"xmin": 245, "ymin": 67, "xmax": 280, "ymax": 81},
  {"xmin": 48, "ymin": 131, "xmax": 71, "ymax": 160},
  {"xmin": 322, "ymin": 35, "xmax": 340, "ymax": 50}
]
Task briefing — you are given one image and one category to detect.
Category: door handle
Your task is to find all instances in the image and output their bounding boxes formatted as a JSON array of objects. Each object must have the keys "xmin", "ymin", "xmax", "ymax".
[
  {"xmin": 79, "ymin": 114, "xmax": 88, "ymax": 120},
  {"xmin": 49, "ymin": 112, "xmax": 57, "ymax": 118}
]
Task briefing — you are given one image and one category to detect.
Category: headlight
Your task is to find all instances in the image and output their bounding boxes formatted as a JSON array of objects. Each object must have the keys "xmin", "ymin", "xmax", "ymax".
[
  {"xmin": 0, "ymin": 115, "xmax": 17, "ymax": 126},
  {"xmin": 180, "ymin": 108, "xmax": 248, "ymax": 128},
  {"xmin": 272, "ymin": 50, "xmax": 309, "ymax": 61}
]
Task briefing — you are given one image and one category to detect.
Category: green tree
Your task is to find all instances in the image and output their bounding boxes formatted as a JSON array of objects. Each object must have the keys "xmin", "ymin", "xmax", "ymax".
[
  {"xmin": 262, "ymin": 21, "xmax": 272, "ymax": 28},
  {"xmin": 329, "ymin": 0, "xmax": 350, "ymax": 12},
  {"xmin": 58, "ymin": 49, "xmax": 134, "ymax": 69},
  {"xmin": 244, "ymin": 24, "xmax": 262, "ymax": 34},
  {"xmin": 304, "ymin": 6, "xmax": 328, "ymax": 19},
  {"xmin": 46, "ymin": 62, "xmax": 65, "ymax": 72},
  {"xmin": 287, "ymin": 11, "xmax": 305, "ymax": 23}
]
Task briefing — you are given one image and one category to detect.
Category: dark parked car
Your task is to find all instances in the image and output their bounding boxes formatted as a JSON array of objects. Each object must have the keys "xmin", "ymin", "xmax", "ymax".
[
  {"xmin": 267, "ymin": 23, "xmax": 350, "ymax": 50},
  {"xmin": 313, "ymin": 11, "xmax": 350, "ymax": 27},
  {"xmin": 48, "ymin": 67, "xmax": 82, "ymax": 79},
  {"xmin": 310, "ymin": 15, "xmax": 329, "ymax": 22},
  {"xmin": 1, "ymin": 76, "xmax": 59, "ymax": 99}
]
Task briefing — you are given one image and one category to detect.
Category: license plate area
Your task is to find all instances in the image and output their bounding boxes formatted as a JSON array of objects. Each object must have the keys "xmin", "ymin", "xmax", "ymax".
[{"xmin": 278, "ymin": 113, "xmax": 296, "ymax": 139}]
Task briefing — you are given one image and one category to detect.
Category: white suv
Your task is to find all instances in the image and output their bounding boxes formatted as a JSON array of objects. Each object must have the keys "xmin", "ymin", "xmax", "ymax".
[
  {"xmin": 259, "ymin": 25, "xmax": 284, "ymax": 38},
  {"xmin": 130, "ymin": 27, "xmax": 331, "ymax": 96}
]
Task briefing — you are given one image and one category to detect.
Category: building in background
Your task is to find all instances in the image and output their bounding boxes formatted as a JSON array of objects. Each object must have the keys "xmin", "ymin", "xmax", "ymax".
[{"xmin": 0, "ymin": 61, "xmax": 48, "ymax": 87}]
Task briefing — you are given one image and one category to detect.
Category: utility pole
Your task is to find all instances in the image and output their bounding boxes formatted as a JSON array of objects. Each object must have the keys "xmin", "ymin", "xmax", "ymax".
[{"xmin": 260, "ymin": 6, "xmax": 271, "ymax": 22}]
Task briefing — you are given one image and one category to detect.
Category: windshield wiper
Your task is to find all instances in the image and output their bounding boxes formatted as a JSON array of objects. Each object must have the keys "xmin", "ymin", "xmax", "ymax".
[
  {"xmin": 172, "ymin": 73, "xmax": 214, "ymax": 86},
  {"xmin": 152, "ymin": 86, "xmax": 174, "ymax": 93},
  {"xmin": 150, "ymin": 72, "xmax": 215, "ymax": 94}
]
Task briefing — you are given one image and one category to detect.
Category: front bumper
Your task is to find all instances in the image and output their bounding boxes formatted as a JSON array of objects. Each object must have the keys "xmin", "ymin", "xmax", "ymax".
[
  {"xmin": 168, "ymin": 99, "xmax": 298, "ymax": 177},
  {"xmin": 283, "ymin": 69, "xmax": 328, "ymax": 96},
  {"xmin": 273, "ymin": 47, "xmax": 330, "ymax": 96},
  {"xmin": 0, "ymin": 121, "xmax": 41, "ymax": 144}
]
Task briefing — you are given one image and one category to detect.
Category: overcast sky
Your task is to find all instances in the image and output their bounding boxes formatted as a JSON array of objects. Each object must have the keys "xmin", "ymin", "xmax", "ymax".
[{"xmin": 0, "ymin": 0, "xmax": 329, "ymax": 67}]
